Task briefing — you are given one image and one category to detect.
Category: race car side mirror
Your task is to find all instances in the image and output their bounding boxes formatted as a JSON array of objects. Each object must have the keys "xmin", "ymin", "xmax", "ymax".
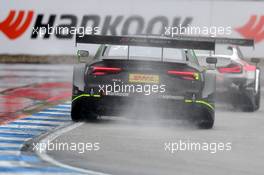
[
  {"xmin": 77, "ymin": 50, "xmax": 89, "ymax": 63},
  {"xmin": 251, "ymin": 58, "xmax": 260, "ymax": 65},
  {"xmin": 206, "ymin": 57, "xmax": 217, "ymax": 65}
]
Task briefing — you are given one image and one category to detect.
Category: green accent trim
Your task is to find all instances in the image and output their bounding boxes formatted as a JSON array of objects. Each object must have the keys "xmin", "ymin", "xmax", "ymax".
[
  {"xmin": 95, "ymin": 44, "xmax": 105, "ymax": 58},
  {"xmin": 93, "ymin": 95, "xmax": 101, "ymax": 98},
  {"xmin": 77, "ymin": 50, "xmax": 81, "ymax": 63},
  {"xmin": 194, "ymin": 73, "xmax": 199, "ymax": 80},
  {"xmin": 196, "ymin": 100, "xmax": 214, "ymax": 110},
  {"xmin": 72, "ymin": 94, "xmax": 101, "ymax": 102},
  {"xmin": 185, "ymin": 99, "xmax": 193, "ymax": 103},
  {"xmin": 184, "ymin": 99, "xmax": 214, "ymax": 110},
  {"xmin": 72, "ymin": 94, "xmax": 90, "ymax": 102}
]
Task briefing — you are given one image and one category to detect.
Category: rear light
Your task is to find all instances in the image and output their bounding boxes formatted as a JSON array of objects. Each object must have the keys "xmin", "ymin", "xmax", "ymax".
[
  {"xmin": 91, "ymin": 66, "xmax": 122, "ymax": 76},
  {"xmin": 218, "ymin": 63, "xmax": 242, "ymax": 74},
  {"xmin": 244, "ymin": 64, "xmax": 256, "ymax": 71},
  {"xmin": 167, "ymin": 70, "xmax": 199, "ymax": 80}
]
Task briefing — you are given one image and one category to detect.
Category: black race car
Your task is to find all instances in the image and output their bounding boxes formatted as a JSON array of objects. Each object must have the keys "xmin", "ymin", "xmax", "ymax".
[
  {"xmin": 71, "ymin": 35, "xmax": 217, "ymax": 129},
  {"xmin": 196, "ymin": 37, "xmax": 260, "ymax": 112}
]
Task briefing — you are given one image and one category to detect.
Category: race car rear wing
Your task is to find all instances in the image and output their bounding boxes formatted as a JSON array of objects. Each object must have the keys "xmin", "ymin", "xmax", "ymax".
[
  {"xmin": 75, "ymin": 34, "xmax": 215, "ymax": 51},
  {"xmin": 172, "ymin": 36, "xmax": 254, "ymax": 47},
  {"xmin": 213, "ymin": 37, "xmax": 254, "ymax": 47}
]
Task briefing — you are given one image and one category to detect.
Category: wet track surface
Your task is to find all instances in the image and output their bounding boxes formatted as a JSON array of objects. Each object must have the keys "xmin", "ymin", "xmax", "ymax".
[
  {"xmin": 0, "ymin": 64, "xmax": 74, "ymax": 174},
  {"xmin": 47, "ymin": 99, "xmax": 264, "ymax": 174},
  {"xmin": 0, "ymin": 63, "xmax": 264, "ymax": 174},
  {"xmin": 0, "ymin": 64, "xmax": 72, "ymax": 124}
]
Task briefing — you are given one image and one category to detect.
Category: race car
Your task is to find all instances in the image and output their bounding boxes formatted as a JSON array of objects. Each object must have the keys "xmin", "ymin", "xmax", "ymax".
[
  {"xmin": 71, "ymin": 35, "xmax": 217, "ymax": 129},
  {"xmin": 196, "ymin": 38, "xmax": 260, "ymax": 112}
]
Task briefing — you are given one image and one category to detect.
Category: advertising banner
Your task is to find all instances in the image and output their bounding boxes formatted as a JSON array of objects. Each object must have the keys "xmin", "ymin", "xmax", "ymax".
[{"xmin": 1, "ymin": 0, "xmax": 263, "ymax": 57}]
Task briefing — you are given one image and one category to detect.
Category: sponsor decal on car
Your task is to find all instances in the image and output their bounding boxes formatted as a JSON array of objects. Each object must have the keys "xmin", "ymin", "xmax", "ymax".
[{"xmin": 129, "ymin": 74, "xmax": 160, "ymax": 84}]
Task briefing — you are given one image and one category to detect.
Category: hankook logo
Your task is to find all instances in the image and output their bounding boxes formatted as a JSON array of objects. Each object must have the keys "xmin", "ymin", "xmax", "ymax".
[
  {"xmin": 0, "ymin": 10, "xmax": 34, "ymax": 39},
  {"xmin": 236, "ymin": 15, "xmax": 264, "ymax": 43},
  {"xmin": 0, "ymin": 10, "xmax": 193, "ymax": 40}
]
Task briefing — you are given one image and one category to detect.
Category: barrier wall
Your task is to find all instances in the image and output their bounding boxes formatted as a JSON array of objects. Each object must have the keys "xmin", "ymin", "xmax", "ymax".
[{"xmin": 1, "ymin": 0, "xmax": 264, "ymax": 57}]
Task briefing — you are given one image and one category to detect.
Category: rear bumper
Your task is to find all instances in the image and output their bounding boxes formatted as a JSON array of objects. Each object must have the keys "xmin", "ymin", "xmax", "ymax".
[
  {"xmin": 71, "ymin": 94, "xmax": 214, "ymax": 120},
  {"xmin": 216, "ymin": 76, "xmax": 256, "ymax": 103},
  {"xmin": 216, "ymin": 73, "xmax": 255, "ymax": 92}
]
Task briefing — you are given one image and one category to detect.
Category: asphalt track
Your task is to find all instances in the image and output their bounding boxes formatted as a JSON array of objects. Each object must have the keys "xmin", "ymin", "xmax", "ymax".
[
  {"xmin": 46, "ymin": 97, "xmax": 264, "ymax": 175},
  {"xmin": 0, "ymin": 64, "xmax": 74, "ymax": 174},
  {"xmin": 1, "ymin": 63, "xmax": 264, "ymax": 175}
]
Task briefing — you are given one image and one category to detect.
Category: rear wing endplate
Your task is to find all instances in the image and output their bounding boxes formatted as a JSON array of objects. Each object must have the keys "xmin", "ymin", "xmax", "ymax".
[{"xmin": 76, "ymin": 34, "xmax": 215, "ymax": 51}]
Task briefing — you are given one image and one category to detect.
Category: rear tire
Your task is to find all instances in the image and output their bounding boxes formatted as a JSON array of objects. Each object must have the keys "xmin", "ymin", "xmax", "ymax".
[
  {"xmin": 71, "ymin": 99, "xmax": 99, "ymax": 122},
  {"xmin": 196, "ymin": 110, "xmax": 214, "ymax": 129},
  {"xmin": 188, "ymin": 104, "xmax": 215, "ymax": 129},
  {"xmin": 253, "ymin": 82, "xmax": 261, "ymax": 111},
  {"xmin": 197, "ymin": 120, "xmax": 214, "ymax": 129},
  {"xmin": 240, "ymin": 81, "xmax": 261, "ymax": 112}
]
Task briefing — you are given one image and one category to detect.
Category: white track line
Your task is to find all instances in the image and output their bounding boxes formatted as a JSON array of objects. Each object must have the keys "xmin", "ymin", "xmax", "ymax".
[
  {"xmin": 36, "ymin": 123, "xmax": 110, "ymax": 175},
  {"xmin": 13, "ymin": 120, "xmax": 63, "ymax": 125},
  {"xmin": 38, "ymin": 111, "xmax": 70, "ymax": 115},
  {"xmin": 47, "ymin": 108, "xmax": 71, "ymax": 112},
  {"xmin": 0, "ymin": 151, "xmax": 20, "ymax": 155},
  {"xmin": 0, "ymin": 129, "xmax": 39, "ymax": 134},
  {"xmin": 31, "ymin": 114, "xmax": 70, "ymax": 119},
  {"xmin": 0, "ymin": 136, "xmax": 27, "ymax": 141},
  {"xmin": 0, "ymin": 142, "xmax": 22, "ymax": 145},
  {"xmin": 1, "ymin": 125, "xmax": 51, "ymax": 130},
  {"xmin": 56, "ymin": 104, "xmax": 71, "ymax": 108},
  {"xmin": 0, "ymin": 161, "xmax": 31, "ymax": 167},
  {"xmin": 24, "ymin": 116, "xmax": 70, "ymax": 121}
]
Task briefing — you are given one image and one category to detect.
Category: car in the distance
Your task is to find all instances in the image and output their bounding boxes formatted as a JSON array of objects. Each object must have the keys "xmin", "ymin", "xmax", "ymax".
[{"xmin": 197, "ymin": 41, "xmax": 260, "ymax": 112}]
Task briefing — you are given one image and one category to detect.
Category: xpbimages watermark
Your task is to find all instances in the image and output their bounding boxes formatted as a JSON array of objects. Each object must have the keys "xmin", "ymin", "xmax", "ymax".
[
  {"xmin": 33, "ymin": 140, "xmax": 100, "ymax": 154},
  {"xmin": 164, "ymin": 139, "xmax": 232, "ymax": 154},
  {"xmin": 164, "ymin": 24, "xmax": 232, "ymax": 37},
  {"xmin": 98, "ymin": 81, "xmax": 166, "ymax": 96},
  {"xmin": 32, "ymin": 24, "xmax": 100, "ymax": 38}
]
